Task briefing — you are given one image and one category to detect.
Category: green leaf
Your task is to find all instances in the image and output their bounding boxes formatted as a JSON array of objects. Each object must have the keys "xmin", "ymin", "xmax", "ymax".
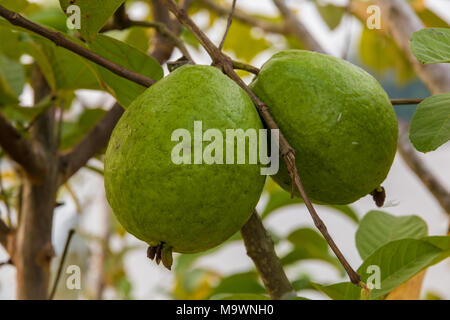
[
  {"xmin": 25, "ymin": 36, "xmax": 101, "ymax": 92},
  {"xmin": 281, "ymin": 228, "xmax": 342, "ymax": 271},
  {"xmin": 174, "ymin": 232, "xmax": 242, "ymax": 276},
  {"xmin": 28, "ymin": 6, "xmax": 68, "ymax": 32},
  {"xmin": 59, "ymin": 0, "xmax": 125, "ymax": 42},
  {"xmin": 1, "ymin": 94, "xmax": 54, "ymax": 125},
  {"xmin": 0, "ymin": 0, "xmax": 28, "ymax": 12},
  {"xmin": 327, "ymin": 205, "xmax": 359, "ymax": 223},
  {"xmin": 359, "ymin": 27, "xmax": 414, "ymax": 83},
  {"xmin": 223, "ymin": 20, "xmax": 270, "ymax": 62},
  {"xmin": 0, "ymin": 25, "xmax": 23, "ymax": 60},
  {"xmin": 261, "ymin": 183, "xmax": 358, "ymax": 223},
  {"xmin": 261, "ymin": 188, "xmax": 303, "ymax": 219},
  {"xmin": 417, "ymin": 9, "xmax": 450, "ymax": 29},
  {"xmin": 88, "ymin": 35, "xmax": 164, "ymax": 107},
  {"xmin": 410, "ymin": 28, "xmax": 450, "ymax": 64},
  {"xmin": 357, "ymin": 238, "xmax": 449, "ymax": 299},
  {"xmin": 211, "ymin": 272, "xmax": 266, "ymax": 296},
  {"xmin": 124, "ymin": 27, "xmax": 151, "ymax": 53},
  {"xmin": 409, "ymin": 93, "xmax": 450, "ymax": 152},
  {"xmin": 0, "ymin": 54, "xmax": 25, "ymax": 106},
  {"xmin": 214, "ymin": 293, "xmax": 270, "ymax": 300},
  {"xmin": 291, "ymin": 275, "xmax": 314, "ymax": 291},
  {"xmin": 313, "ymin": 282, "xmax": 361, "ymax": 300},
  {"xmin": 355, "ymin": 210, "xmax": 428, "ymax": 260},
  {"xmin": 315, "ymin": 3, "xmax": 346, "ymax": 30},
  {"xmin": 60, "ymin": 108, "xmax": 106, "ymax": 150}
]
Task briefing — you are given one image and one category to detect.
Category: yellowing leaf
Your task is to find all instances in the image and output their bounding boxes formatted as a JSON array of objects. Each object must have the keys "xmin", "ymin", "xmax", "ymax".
[
  {"xmin": 223, "ymin": 21, "xmax": 270, "ymax": 62},
  {"xmin": 385, "ymin": 270, "xmax": 426, "ymax": 300}
]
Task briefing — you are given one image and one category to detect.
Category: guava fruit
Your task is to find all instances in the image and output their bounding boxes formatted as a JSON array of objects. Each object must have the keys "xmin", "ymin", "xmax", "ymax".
[
  {"xmin": 104, "ymin": 65, "xmax": 265, "ymax": 267},
  {"xmin": 250, "ymin": 50, "xmax": 398, "ymax": 205}
]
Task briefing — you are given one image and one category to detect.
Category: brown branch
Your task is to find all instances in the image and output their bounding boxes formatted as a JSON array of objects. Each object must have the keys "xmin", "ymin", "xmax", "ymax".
[
  {"xmin": 241, "ymin": 212, "xmax": 295, "ymax": 299},
  {"xmin": 218, "ymin": 0, "xmax": 237, "ymax": 51},
  {"xmin": 391, "ymin": 98, "xmax": 424, "ymax": 105},
  {"xmin": 398, "ymin": 122, "xmax": 450, "ymax": 216},
  {"xmin": 0, "ymin": 111, "xmax": 47, "ymax": 182},
  {"xmin": 0, "ymin": 218, "xmax": 10, "ymax": 249},
  {"xmin": 0, "ymin": 5, "xmax": 155, "ymax": 88},
  {"xmin": 273, "ymin": 0, "xmax": 326, "ymax": 54},
  {"xmin": 48, "ymin": 228, "xmax": 75, "ymax": 300},
  {"xmin": 161, "ymin": 0, "xmax": 363, "ymax": 287},
  {"xmin": 58, "ymin": 103, "xmax": 124, "ymax": 185},
  {"xmin": 199, "ymin": 0, "xmax": 289, "ymax": 34}
]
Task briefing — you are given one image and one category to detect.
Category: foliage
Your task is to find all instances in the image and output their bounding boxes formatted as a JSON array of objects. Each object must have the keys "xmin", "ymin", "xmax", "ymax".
[
  {"xmin": 409, "ymin": 28, "xmax": 450, "ymax": 152},
  {"xmin": 0, "ymin": 0, "xmax": 448, "ymax": 301}
]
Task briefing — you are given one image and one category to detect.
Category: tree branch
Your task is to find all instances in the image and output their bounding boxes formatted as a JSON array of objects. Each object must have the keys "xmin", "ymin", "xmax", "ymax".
[
  {"xmin": 391, "ymin": 98, "xmax": 424, "ymax": 105},
  {"xmin": 161, "ymin": 0, "xmax": 363, "ymax": 287},
  {"xmin": 0, "ymin": 111, "xmax": 47, "ymax": 182},
  {"xmin": 241, "ymin": 212, "xmax": 295, "ymax": 300},
  {"xmin": 58, "ymin": 103, "xmax": 124, "ymax": 185},
  {"xmin": 273, "ymin": 0, "xmax": 326, "ymax": 54},
  {"xmin": 0, "ymin": 5, "xmax": 155, "ymax": 88}
]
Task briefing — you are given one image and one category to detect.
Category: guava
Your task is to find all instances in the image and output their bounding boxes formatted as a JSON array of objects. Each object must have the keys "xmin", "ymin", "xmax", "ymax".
[
  {"xmin": 250, "ymin": 50, "xmax": 398, "ymax": 205},
  {"xmin": 104, "ymin": 65, "xmax": 266, "ymax": 268}
]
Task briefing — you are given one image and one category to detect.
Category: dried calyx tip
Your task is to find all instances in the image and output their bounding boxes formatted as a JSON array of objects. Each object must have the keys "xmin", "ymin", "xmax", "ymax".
[
  {"xmin": 147, "ymin": 242, "xmax": 173, "ymax": 270},
  {"xmin": 370, "ymin": 186, "xmax": 386, "ymax": 207}
]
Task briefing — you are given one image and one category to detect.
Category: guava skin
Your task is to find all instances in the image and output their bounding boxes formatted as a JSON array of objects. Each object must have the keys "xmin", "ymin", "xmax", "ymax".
[
  {"xmin": 104, "ymin": 65, "xmax": 266, "ymax": 254},
  {"xmin": 250, "ymin": 50, "xmax": 398, "ymax": 204}
]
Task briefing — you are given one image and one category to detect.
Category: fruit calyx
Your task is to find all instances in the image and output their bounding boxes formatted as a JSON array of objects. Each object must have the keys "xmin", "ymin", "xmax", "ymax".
[
  {"xmin": 147, "ymin": 242, "xmax": 173, "ymax": 270},
  {"xmin": 370, "ymin": 186, "xmax": 386, "ymax": 207}
]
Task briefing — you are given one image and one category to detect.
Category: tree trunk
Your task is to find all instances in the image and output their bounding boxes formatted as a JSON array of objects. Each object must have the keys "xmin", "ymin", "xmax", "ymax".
[{"xmin": 14, "ymin": 67, "xmax": 58, "ymax": 299}]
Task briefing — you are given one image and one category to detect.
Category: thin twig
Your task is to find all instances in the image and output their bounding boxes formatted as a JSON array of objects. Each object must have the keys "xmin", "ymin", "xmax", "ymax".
[
  {"xmin": 48, "ymin": 228, "xmax": 75, "ymax": 300},
  {"xmin": 199, "ymin": 0, "xmax": 289, "ymax": 34},
  {"xmin": 390, "ymin": 98, "xmax": 424, "ymax": 105},
  {"xmin": 0, "ymin": 5, "xmax": 155, "ymax": 88},
  {"xmin": 161, "ymin": 0, "xmax": 363, "ymax": 287},
  {"xmin": 218, "ymin": 0, "xmax": 237, "ymax": 51}
]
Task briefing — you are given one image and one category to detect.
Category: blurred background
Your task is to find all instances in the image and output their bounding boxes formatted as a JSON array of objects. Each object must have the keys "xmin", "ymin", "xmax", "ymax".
[{"xmin": 0, "ymin": 0, "xmax": 449, "ymax": 299}]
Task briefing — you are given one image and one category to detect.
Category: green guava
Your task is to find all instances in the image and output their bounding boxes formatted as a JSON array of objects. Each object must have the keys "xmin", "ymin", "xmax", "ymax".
[
  {"xmin": 250, "ymin": 50, "xmax": 398, "ymax": 204},
  {"xmin": 104, "ymin": 65, "xmax": 266, "ymax": 263}
]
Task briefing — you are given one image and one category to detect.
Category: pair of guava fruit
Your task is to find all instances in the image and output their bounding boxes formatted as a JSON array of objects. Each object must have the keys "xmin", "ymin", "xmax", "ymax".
[{"xmin": 104, "ymin": 50, "xmax": 398, "ymax": 267}]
